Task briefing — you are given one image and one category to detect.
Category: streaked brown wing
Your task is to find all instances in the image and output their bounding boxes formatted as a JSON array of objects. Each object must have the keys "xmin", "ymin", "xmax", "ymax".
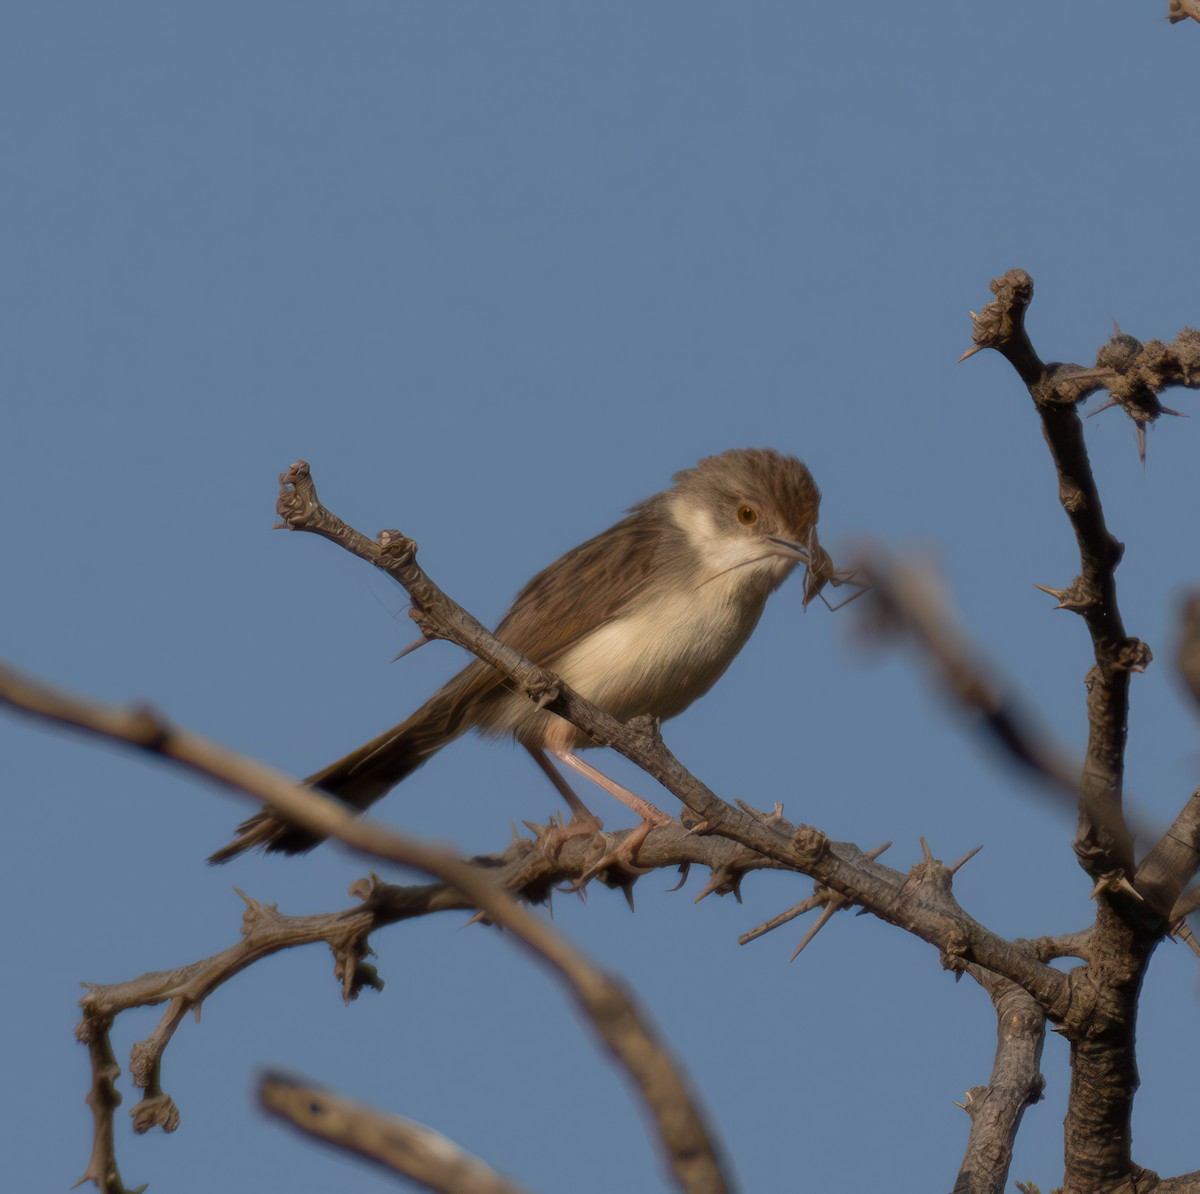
[
  {"xmin": 491, "ymin": 504, "xmax": 664, "ymax": 662},
  {"xmin": 402, "ymin": 502, "xmax": 671, "ymax": 735}
]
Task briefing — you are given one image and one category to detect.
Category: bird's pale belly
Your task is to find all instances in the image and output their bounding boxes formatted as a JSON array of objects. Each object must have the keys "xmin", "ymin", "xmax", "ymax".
[{"xmin": 476, "ymin": 582, "xmax": 771, "ymax": 752}]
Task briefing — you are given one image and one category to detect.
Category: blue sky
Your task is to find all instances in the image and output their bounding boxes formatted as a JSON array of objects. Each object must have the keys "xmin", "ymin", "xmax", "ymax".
[{"xmin": 3, "ymin": 4, "xmax": 1199, "ymax": 1191}]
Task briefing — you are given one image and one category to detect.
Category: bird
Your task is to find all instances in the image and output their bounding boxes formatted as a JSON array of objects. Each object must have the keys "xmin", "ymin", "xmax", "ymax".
[{"xmin": 209, "ymin": 447, "xmax": 824, "ymax": 862}]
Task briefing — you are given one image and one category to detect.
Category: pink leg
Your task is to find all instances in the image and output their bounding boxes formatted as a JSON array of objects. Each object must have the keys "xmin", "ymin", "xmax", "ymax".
[
  {"xmin": 526, "ymin": 746, "xmax": 598, "ymax": 822},
  {"xmin": 550, "ymin": 748, "xmax": 673, "ymax": 826}
]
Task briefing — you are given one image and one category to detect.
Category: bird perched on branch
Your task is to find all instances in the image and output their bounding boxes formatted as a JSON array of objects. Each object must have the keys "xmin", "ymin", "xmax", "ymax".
[{"xmin": 211, "ymin": 447, "xmax": 834, "ymax": 862}]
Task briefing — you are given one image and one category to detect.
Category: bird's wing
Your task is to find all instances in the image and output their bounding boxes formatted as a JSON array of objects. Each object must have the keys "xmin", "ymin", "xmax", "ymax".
[
  {"xmin": 490, "ymin": 506, "xmax": 664, "ymax": 664},
  {"xmin": 389, "ymin": 506, "xmax": 670, "ymax": 737}
]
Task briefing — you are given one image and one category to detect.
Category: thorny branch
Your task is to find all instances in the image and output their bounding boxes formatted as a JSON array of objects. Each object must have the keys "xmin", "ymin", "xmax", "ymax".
[
  {"xmin": 961, "ymin": 269, "xmax": 1200, "ymax": 1193},
  {"xmin": 265, "ymin": 461, "xmax": 1070, "ymax": 1014},
  {"xmin": 0, "ymin": 663, "xmax": 735, "ymax": 1194}
]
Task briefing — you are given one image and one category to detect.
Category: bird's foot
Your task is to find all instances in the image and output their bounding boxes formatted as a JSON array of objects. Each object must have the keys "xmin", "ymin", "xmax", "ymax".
[{"xmin": 568, "ymin": 818, "xmax": 660, "ymax": 905}]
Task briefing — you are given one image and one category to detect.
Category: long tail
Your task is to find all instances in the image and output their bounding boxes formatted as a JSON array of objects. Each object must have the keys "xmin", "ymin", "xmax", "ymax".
[{"xmin": 208, "ymin": 663, "xmax": 487, "ymax": 863}]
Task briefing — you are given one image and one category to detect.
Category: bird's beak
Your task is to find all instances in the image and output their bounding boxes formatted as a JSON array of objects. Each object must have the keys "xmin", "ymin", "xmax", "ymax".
[
  {"xmin": 765, "ymin": 535, "xmax": 811, "ymax": 563},
  {"xmin": 768, "ymin": 531, "xmax": 834, "ymax": 609}
]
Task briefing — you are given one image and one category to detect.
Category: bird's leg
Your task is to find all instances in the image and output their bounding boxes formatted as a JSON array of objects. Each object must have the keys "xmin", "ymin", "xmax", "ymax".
[
  {"xmin": 549, "ymin": 748, "xmax": 674, "ymax": 827},
  {"xmin": 526, "ymin": 746, "xmax": 601, "ymax": 826},
  {"xmin": 528, "ymin": 747, "xmax": 662, "ymax": 890}
]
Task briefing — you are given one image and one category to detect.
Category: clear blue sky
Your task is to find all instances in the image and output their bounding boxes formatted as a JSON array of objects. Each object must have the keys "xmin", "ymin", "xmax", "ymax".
[{"xmin": 3, "ymin": 4, "xmax": 1198, "ymax": 1191}]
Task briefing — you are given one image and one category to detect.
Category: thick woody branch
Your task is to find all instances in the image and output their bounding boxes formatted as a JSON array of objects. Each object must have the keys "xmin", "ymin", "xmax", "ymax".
[
  {"xmin": 962, "ymin": 270, "xmax": 1175, "ymax": 890},
  {"xmin": 264, "ymin": 461, "xmax": 1072, "ymax": 1018},
  {"xmin": 259, "ymin": 1072, "xmax": 532, "ymax": 1194},
  {"xmin": 953, "ymin": 972, "xmax": 1047, "ymax": 1194},
  {"xmin": 1059, "ymin": 908, "xmax": 1157, "ymax": 1191}
]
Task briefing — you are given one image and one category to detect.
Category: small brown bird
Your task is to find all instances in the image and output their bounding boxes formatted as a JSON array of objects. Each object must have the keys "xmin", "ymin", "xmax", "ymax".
[{"xmin": 210, "ymin": 447, "xmax": 824, "ymax": 862}]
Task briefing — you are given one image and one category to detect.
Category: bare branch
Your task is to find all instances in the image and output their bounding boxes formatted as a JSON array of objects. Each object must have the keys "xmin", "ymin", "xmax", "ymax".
[
  {"xmin": 961, "ymin": 270, "xmax": 1163, "ymax": 890},
  {"xmin": 1176, "ymin": 591, "xmax": 1200, "ymax": 715},
  {"xmin": 1136, "ymin": 788, "xmax": 1200, "ymax": 921},
  {"xmin": 259, "ymin": 1072, "xmax": 532, "ymax": 1194},
  {"xmin": 74, "ymin": 1015, "xmax": 146, "ymax": 1194},
  {"xmin": 0, "ymin": 663, "xmax": 732, "ymax": 1194},
  {"xmin": 953, "ymin": 973, "xmax": 1047, "ymax": 1194},
  {"xmin": 738, "ymin": 840, "xmax": 892, "ymax": 946},
  {"xmin": 1169, "ymin": 885, "xmax": 1200, "ymax": 923},
  {"xmin": 1168, "ymin": 0, "xmax": 1200, "ymax": 22},
  {"xmin": 258, "ymin": 462, "xmax": 1072, "ymax": 1017}
]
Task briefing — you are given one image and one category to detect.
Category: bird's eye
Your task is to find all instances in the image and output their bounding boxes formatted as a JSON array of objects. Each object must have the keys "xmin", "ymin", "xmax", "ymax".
[{"xmin": 737, "ymin": 505, "xmax": 758, "ymax": 526}]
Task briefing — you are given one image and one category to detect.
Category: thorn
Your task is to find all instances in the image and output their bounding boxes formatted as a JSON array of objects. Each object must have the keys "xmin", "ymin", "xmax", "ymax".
[
  {"xmin": 739, "ymin": 891, "xmax": 828, "ymax": 944},
  {"xmin": 866, "ymin": 840, "xmax": 893, "ymax": 861},
  {"xmin": 1086, "ymin": 398, "xmax": 1120, "ymax": 418},
  {"xmin": 949, "ymin": 844, "xmax": 984, "ymax": 874},
  {"xmin": 958, "ymin": 343, "xmax": 985, "ymax": 364},
  {"xmin": 683, "ymin": 819, "xmax": 711, "ymax": 835},
  {"xmin": 920, "ymin": 836, "xmax": 934, "ymax": 863},
  {"xmin": 622, "ymin": 884, "xmax": 636, "ymax": 914},
  {"xmin": 1162, "ymin": 405, "xmax": 1188, "ymax": 418},
  {"xmin": 390, "ymin": 635, "xmax": 430, "ymax": 663},
  {"xmin": 735, "ymin": 798, "xmax": 769, "ymax": 819},
  {"xmin": 463, "ymin": 910, "xmax": 488, "ymax": 928},
  {"xmin": 968, "ymin": 310, "xmax": 979, "ymax": 322},
  {"xmin": 666, "ymin": 863, "xmax": 691, "ymax": 893},
  {"xmin": 789, "ymin": 903, "xmax": 839, "ymax": 961},
  {"xmin": 1089, "ymin": 872, "xmax": 1145, "ymax": 902},
  {"xmin": 1113, "ymin": 318, "xmax": 1122, "ymax": 335},
  {"xmin": 1033, "ymin": 582, "xmax": 1068, "ymax": 602}
]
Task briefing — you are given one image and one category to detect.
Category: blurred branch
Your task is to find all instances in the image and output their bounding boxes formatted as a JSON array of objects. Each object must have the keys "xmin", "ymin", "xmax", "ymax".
[
  {"xmin": 1176, "ymin": 591, "xmax": 1200, "ymax": 713},
  {"xmin": 0, "ymin": 662, "xmax": 733, "ymax": 1194},
  {"xmin": 953, "ymin": 973, "xmax": 1047, "ymax": 1194},
  {"xmin": 259, "ymin": 1072, "xmax": 532, "ymax": 1194},
  {"xmin": 857, "ymin": 548, "xmax": 1080, "ymax": 799},
  {"xmin": 1168, "ymin": 0, "xmax": 1200, "ymax": 22},
  {"xmin": 1136, "ymin": 788, "xmax": 1200, "ymax": 923}
]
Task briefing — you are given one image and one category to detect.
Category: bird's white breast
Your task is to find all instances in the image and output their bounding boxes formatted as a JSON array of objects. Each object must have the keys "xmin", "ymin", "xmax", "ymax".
[{"xmin": 482, "ymin": 492, "xmax": 794, "ymax": 751}]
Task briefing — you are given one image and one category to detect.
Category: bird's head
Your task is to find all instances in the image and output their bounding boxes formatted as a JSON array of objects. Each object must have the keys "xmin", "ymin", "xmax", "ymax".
[{"xmin": 668, "ymin": 447, "xmax": 822, "ymax": 594}]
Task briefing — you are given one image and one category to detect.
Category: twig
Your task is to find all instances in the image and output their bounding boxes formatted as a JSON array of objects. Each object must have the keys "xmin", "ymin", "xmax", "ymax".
[
  {"xmin": 0, "ymin": 661, "xmax": 731, "ymax": 1194},
  {"xmin": 259, "ymin": 1072, "xmax": 532, "ymax": 1194}
]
